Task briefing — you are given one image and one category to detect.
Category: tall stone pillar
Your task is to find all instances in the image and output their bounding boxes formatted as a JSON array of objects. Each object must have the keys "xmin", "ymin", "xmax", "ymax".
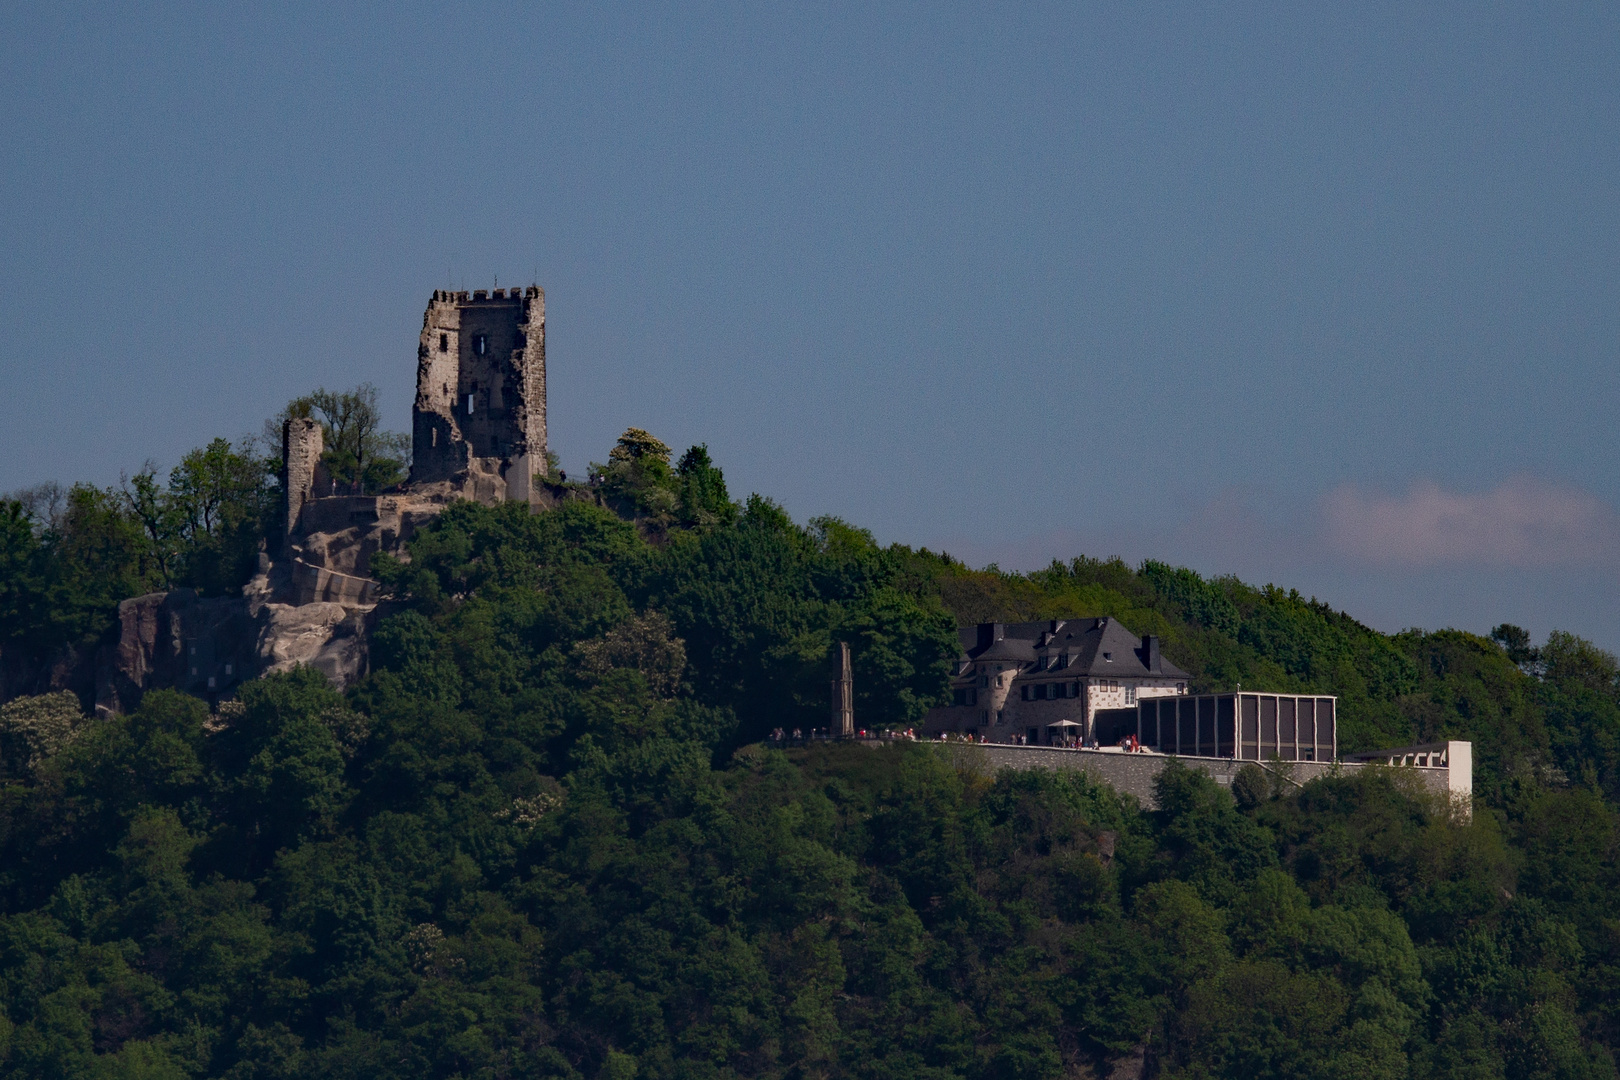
[
  {"xmin": 283, "ymin": 417, "xmax": 324, "ymax": 543},
  {"xmin": 831, "ymin": 641, "xmax": 854, "ymax": 737}
]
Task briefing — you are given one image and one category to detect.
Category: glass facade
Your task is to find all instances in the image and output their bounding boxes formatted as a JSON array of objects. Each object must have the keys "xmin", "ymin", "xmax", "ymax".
[{"xmin": 1135, "ymin": 693, "xmax": 1336, "ymax": 761}]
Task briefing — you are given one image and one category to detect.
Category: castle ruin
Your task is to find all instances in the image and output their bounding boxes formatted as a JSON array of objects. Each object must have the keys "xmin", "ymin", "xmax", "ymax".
[{"xmin": 95, "ymin": 287, "xmax": 553, "ymax": 713}]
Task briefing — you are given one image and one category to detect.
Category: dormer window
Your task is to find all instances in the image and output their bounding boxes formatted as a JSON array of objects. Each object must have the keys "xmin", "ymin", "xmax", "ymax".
[{"xmin": 1103, "ymin": 652, "xmax": 1113, "ymax": 661}]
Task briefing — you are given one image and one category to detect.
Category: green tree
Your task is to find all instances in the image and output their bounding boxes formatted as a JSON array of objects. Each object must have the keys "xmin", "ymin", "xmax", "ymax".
[
  {"xmin": 591, "ymin": 427, "xmax": 680, "ymax": 526},
  {"xmin": 675, "ymin": 443, "xmax": 736, "ymax": 527},
  {"xmin": 122, "ymin": 438, "xmax": 275, "ymax": 595},
  {"xmin": 167, "ymin": 438, "xmax": 276, "ymax": 594},
  {"xmin": 0, "ymin": 500, "xmax": 53, "ymax": 653},
  {"xmin": 52, "ymin": 484, "xmax": 162, "ymax": 629}
]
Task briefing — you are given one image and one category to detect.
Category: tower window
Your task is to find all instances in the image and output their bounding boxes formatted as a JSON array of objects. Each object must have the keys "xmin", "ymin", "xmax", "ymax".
[
  {"xmin": 473, "ymin": 334, "xmax": 488, "ymax": 356},
  {"xmin": 466, "ymin": 393, "xmax": 476, "ymax": 415},
  {"xmin": 439, "ymin": 333, "xmax": 448, "ymax": 352}
]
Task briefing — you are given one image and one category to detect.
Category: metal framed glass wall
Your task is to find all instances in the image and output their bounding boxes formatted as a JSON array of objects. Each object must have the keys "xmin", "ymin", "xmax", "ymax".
[{"xmin": 1137, "ymin": 693, "xmax": 1335, "ymax": 760}]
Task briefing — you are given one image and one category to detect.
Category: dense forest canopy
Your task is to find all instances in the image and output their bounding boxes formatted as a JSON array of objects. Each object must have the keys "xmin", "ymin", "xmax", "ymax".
[{"xmin": 0, "ymin": 416, "xmax": 1618, "ymax": 1077}]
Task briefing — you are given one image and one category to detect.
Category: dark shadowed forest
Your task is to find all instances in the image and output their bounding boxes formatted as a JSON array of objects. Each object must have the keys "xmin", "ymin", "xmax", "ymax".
[{"xmin": 1, "ymin": 424, "xmax": 1618, "ymax": 1078}]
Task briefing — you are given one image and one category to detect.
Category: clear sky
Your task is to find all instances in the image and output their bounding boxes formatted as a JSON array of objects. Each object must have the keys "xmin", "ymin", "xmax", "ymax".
[{"xmin": 2, "ymin": 3, "xmax": 1617, "ymax": 648}]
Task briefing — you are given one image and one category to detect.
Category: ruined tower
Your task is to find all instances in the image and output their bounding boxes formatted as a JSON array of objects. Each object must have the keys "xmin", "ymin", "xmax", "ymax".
[
  {"xmin": 281, "ymin": 416, "xmax": 325, "ymax": 542},
  {"xmin": 410, "ymin": 286, "xmax": 546, "ymax": 505}
]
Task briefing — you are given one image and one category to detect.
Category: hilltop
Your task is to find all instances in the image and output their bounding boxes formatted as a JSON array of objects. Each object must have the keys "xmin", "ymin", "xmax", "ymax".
[{"xmin": 0, "ymin": 424, "xmax": 1617, "ymax": 1077}]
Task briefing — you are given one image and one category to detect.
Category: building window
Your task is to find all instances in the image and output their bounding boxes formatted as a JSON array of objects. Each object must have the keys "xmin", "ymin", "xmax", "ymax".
[
  {"xmin": 1126, "ymin": 685, "xmax": 1136, "ymax": 705},
  {"xmin": 439, "ymin": 333, "xmax": 448, "ymax": 352},
  {"xmin": 473, "ymin": 334, "xmax": 488, "ymax": 355},
  {"xmin": 466, "ymin": 393, "xmax": 476, "ymax": 415}
]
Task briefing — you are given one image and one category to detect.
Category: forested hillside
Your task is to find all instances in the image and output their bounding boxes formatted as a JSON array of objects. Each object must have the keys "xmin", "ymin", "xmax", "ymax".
[{"xmin": 1, "ymin": 425, "xmax": 1619, "ymax": 1077}]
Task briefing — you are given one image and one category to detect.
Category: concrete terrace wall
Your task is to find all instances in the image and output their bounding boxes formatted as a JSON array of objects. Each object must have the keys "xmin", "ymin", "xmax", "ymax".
[{"xmin": 865, "ymin": 741, "xmax": 1468, "ymax": 812}]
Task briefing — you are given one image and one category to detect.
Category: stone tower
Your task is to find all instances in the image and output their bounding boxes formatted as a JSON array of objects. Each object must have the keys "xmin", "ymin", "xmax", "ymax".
[
  {"xmin": 410, "ymin": 286, "xmax": 546, "ymax": 505},
  {"xmin": 281, "ymin": 416, "xmax": 325, "ymax": 543}
]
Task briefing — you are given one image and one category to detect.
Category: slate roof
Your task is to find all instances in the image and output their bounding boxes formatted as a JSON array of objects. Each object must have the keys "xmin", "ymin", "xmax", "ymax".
[{"xmin": 954, "ymin": 617, "xmax": 1189, "ymax": 680}]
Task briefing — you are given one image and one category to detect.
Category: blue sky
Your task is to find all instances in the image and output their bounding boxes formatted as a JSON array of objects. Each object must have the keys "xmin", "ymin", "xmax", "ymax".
[{"xmin": 2, "ymin": 3, "xmax": 1617, "ymax": 647}]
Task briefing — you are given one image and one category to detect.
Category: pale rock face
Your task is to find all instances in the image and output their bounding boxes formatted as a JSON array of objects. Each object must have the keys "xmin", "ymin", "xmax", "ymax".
[
  {"xmin": 256, "ymin": 602, "xmax": 369, "ymax": 687},
  {"xmin": 256, "ymin": 602, "xmax": 350, "ymax": 671}
]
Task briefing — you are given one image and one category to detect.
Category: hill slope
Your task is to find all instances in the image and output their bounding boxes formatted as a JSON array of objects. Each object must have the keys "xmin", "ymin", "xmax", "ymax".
[{"xmin": 0, "ymin": 438, "xmax": 1618, "ymax": 1077}]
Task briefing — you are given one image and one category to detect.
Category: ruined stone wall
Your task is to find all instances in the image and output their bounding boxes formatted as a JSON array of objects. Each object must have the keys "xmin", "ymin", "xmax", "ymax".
[{"xmin": 410, "ymin": 286, "xmax": 546, "ymax": 504}]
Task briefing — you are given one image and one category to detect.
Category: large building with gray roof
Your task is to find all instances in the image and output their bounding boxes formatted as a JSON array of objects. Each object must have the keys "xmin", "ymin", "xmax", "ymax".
[{"xmin": 921, "ymin": 617, "xmax": 1190, "ymax": 745}]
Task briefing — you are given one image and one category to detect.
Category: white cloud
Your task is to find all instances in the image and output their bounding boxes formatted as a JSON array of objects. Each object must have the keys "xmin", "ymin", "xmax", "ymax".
[{"xmin": 1321, "ymin": 477, "xmax": 1620, "ymax": 568}]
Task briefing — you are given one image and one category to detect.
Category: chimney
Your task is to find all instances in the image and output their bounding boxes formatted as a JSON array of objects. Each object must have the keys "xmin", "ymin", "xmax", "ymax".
[{"xmin": 1142, "ymin": 634, "xmax": 1160, "ymax": 672}]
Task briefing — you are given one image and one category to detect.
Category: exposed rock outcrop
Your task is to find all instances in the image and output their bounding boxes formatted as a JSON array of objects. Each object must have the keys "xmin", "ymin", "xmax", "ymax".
[
  {"xmin": 96, "ymin": 588, "xmax": 262, "ymax": 716},
  {"xmin": 256, "ymin": 601, "xmax": 369, "ymax": 685}
]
